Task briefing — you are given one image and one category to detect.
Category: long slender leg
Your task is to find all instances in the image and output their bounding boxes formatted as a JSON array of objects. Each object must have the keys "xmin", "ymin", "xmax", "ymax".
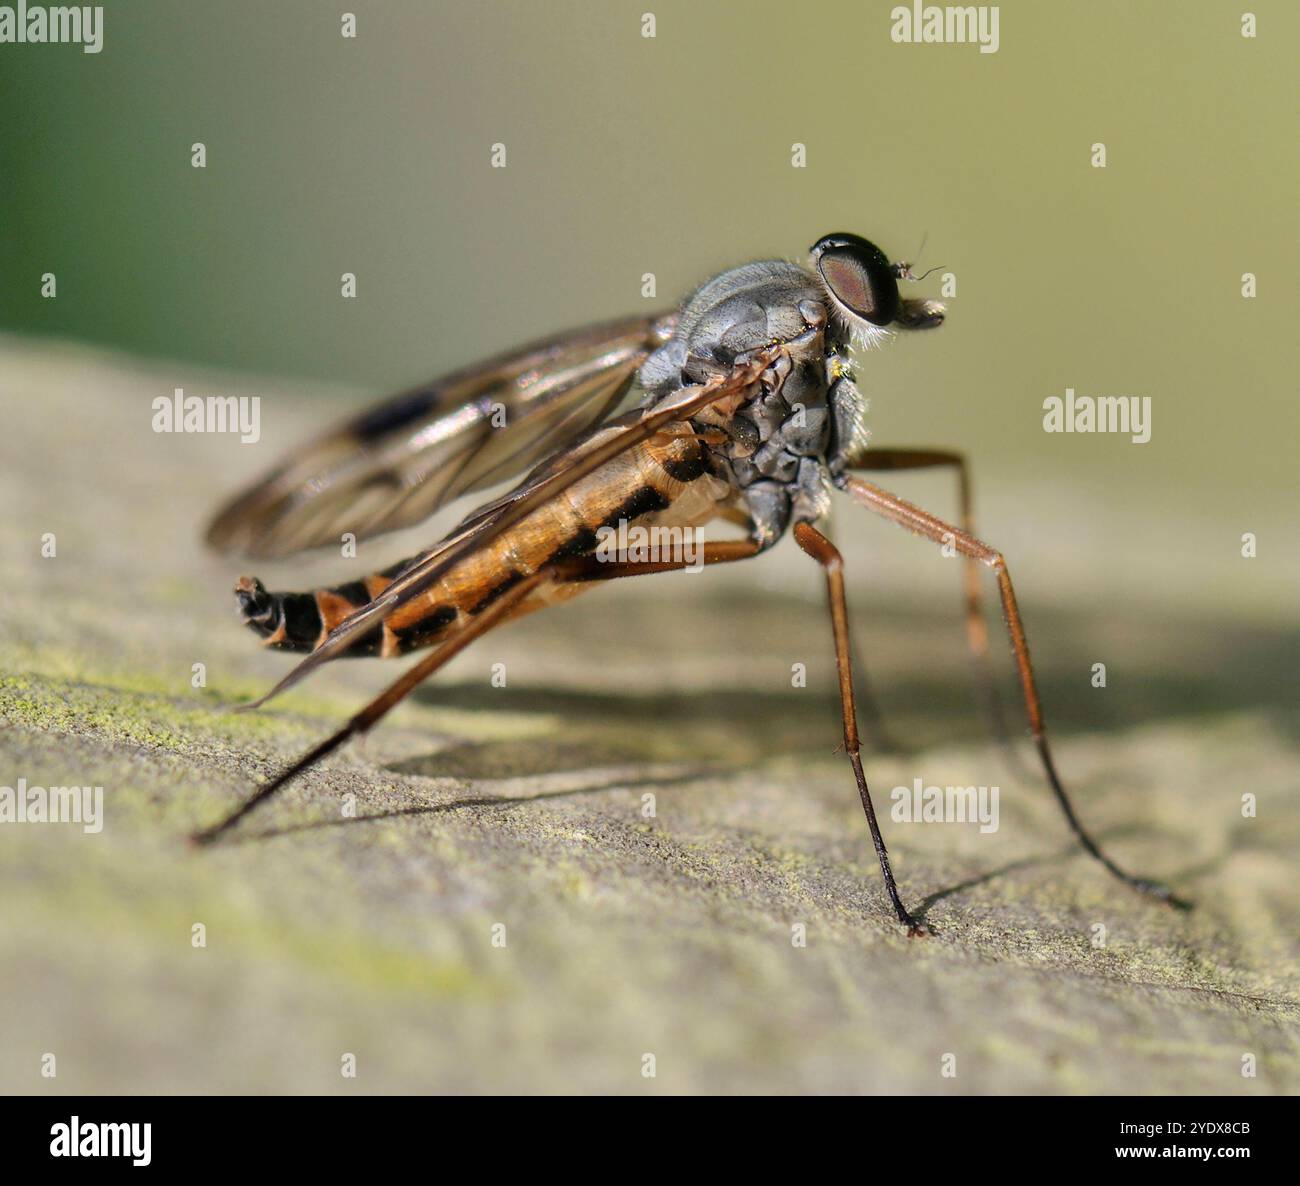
[
  {"xmin": 193, "ymin": 537, "xmax": 765, "ymax": 845},
  {"xmin": 792, "ymin": 520, "xmax": 925, "ymax": 935},
  {"xmin": 848, "ymin": 449, "xmax": 1018, "ymax": 760},
  {"xmin": 192, "ymin": 568, "xmax": 551, "ymax": 844},
  {"xmin": 811, "ymin": 518, "xmax": 899, "ymax": 754},
  {"xmin": 841, "ymin": 475, "xmax": 1185, "ymax": 906}
]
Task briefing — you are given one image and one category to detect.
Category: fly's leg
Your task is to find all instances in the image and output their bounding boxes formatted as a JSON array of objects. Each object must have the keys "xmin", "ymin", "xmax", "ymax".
[
  {"xmin": 566, "ymin": 528, "xmax": 925, "ymax": 933},
  {"xmin": 840, "ymin": 475, "xmax": 1187, "ymax": 908},
  {"xmin": 811, "ymin": 519, "xmax": 898, "ymax": 755},
  {"xmin": 193, "ymin": 537, "xmax": 766, "ymax": 845},
  {"xmin": 191, "ymin": 568, "xmax": 550, "ymax": 845},
  {"xmin": 792, "ymin": 521, "xmax": 926, "ymax": 936},
  {"xmin": 847, "ymin": 448, "xmax": 1020, "ymax": 766}
]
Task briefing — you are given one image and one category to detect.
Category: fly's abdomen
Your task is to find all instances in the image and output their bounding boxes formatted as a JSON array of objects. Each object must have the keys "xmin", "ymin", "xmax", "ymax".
[
  {"xmin": 234, "ymin": 427, "xmax": 721, "ymax": 658},
  {"xmin": 234, "ymin": 560, "xmax": 411, "ymax": 657}
]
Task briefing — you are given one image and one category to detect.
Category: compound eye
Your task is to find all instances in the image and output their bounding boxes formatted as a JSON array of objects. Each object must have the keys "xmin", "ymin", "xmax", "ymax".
[{"xmin": 815, "ymin": 243, "xmax": 900, "ymax": 327}]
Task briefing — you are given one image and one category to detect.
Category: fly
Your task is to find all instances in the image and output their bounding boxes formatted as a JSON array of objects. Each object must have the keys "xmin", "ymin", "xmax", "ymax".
[{"xmin": 194, "ymin": 232, "xmax": 1186, "ymax": 934}]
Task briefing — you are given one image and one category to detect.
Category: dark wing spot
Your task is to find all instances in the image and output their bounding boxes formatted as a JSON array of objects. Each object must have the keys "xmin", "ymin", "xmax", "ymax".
[{"xmin": 350, "ymin": 389, "xmax": 439, "ymax": 440}]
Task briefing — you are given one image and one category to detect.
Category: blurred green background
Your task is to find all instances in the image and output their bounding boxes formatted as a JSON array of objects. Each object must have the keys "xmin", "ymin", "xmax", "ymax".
[{"xmin": 4, "ymin": 0, "xmax": 1297, "ymax": 507}]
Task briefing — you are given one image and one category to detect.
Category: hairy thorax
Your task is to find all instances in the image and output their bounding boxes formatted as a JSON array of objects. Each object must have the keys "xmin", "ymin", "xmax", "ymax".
[{"xmin": 638, "ymin": 260, "xmax": 869, "ymax": 547}]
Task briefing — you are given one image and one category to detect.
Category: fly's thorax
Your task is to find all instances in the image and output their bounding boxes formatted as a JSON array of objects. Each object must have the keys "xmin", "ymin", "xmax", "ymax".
[
  {"xmin": 699, "ymin": 334, "xmax": 855, "ymax": 546},
  {"xmin": 716, "ymin": 334, "xmax": 834, "ymax": 475},
  {"xmin": 639, "ymin": 260, "xmax": 826, "ymax": 395},
  {"xmin": 638, "ymin": 257, "xmax": 868, "ymax": 547}
]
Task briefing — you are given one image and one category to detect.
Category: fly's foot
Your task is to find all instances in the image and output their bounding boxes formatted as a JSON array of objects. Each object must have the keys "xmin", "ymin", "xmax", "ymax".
[
  {"xmin": 1108, "ymin": 862, "xmax": 1191, "ymax": 910},
  {"xmin": 1131, "ymin": 877, "xmax": 1193, "ymax": 911},
  {"xmin": 892, "ymin": 903, "xmax": 928, "ymax": 937}
]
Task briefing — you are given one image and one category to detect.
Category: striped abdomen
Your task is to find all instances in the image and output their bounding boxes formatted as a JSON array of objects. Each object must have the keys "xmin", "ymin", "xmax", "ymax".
[{"xmin": 235, "ymin": 425, "xmax": 726, "ymax": 657}]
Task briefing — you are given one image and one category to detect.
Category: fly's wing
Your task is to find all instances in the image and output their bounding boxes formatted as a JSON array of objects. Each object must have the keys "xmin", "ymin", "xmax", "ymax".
[
  {"xmin": 206, "ymin": 315, "xmax": 675, "ymax": 559},
  {"xmin": 242, "ymin": 349, "xmax": 777, "ymax": 708}
]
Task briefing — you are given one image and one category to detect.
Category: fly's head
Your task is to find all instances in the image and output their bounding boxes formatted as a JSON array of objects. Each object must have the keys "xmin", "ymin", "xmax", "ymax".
[{"xmin": 809, "ymin": 232, "xmax": 945, "ymax": 350}]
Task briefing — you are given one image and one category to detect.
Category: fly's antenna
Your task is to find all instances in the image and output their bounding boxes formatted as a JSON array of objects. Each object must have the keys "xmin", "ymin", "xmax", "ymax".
[
  {"xmin": 906, "ymin": 264, "xmax": 946, "ymax": 283},
  {"xmin": 895, "ymin": 233, "xmax": 946, "ymax": 284},
  {"xmin": 893, "ymin": 230, "xmax": 940, "ymax": 283}
]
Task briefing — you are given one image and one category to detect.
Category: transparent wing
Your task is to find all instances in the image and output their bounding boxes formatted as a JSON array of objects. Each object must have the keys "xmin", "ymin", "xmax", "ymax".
[
  {"xmin": 242, "ymin": 349, "xmax": 777, "ymax": 708},
  {"xmin": 206, "ymin": 314, "xmax": 674, "ymax": 559}
]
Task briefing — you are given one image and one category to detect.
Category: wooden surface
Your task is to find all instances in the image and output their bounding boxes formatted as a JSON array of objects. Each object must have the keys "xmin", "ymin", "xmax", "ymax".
[{"xmin": 1, "ymin": 338, "xmax": 1297, "ymax": 1093}]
